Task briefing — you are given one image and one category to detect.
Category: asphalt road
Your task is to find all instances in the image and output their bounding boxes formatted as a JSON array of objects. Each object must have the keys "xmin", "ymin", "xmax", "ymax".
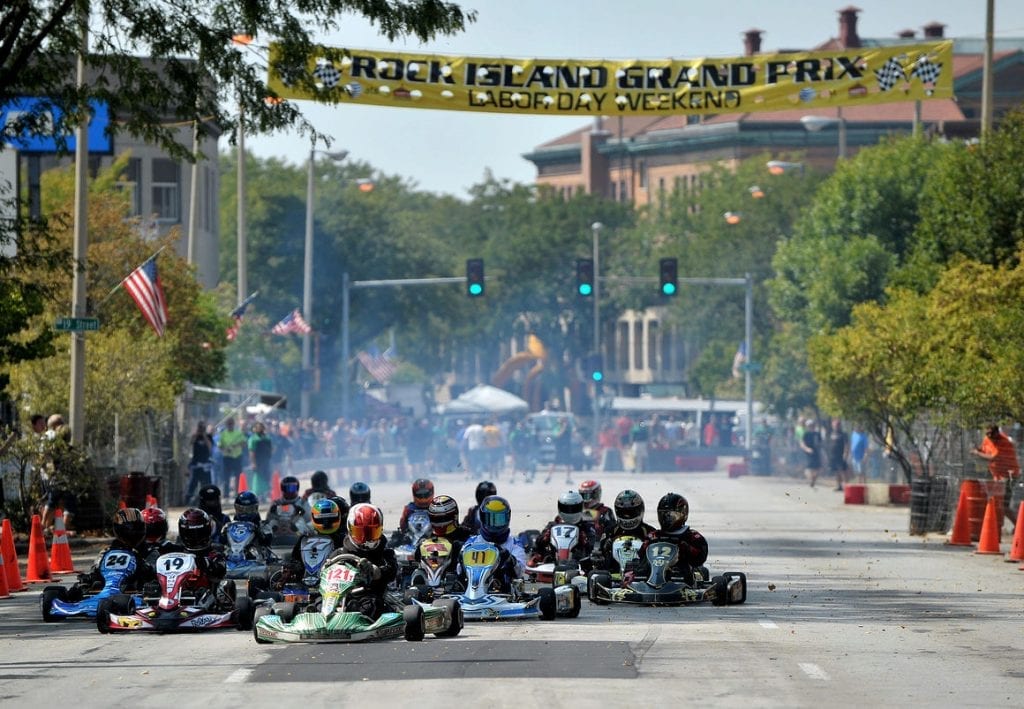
[{"xmin": 3, "ymin": 470, "xmax": 1023, "ymax": 708}]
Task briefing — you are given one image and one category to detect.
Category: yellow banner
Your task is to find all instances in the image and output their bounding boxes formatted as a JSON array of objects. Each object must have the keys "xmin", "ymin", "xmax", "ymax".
[{"xmin": 267, "ymin": 41, "xmax": 953, "ymax": 116}]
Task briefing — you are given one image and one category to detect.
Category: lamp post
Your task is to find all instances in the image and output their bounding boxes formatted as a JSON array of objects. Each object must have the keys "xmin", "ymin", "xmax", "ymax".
[
  {"xmin": 591, "ymin": 221, "xmax": 603, "ymax": 458},
  {"xmin": 801, "ymin": 108, "xmax": 847, "ymax": 160},
  {"xmin": 302, "ymin": 147, "xmax": 348, "ymax": 419}
]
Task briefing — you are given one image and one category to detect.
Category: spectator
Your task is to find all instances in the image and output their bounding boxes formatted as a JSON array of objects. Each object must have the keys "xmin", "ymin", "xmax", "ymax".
[
  {"xmin": 40, "ymin": 414, "xmax": 78, "ymax": 535},
  {"xmin": 800, "ymin": 418, "xmax": 823, "ymax": 489},
  {"xmin": 248, "ymin": 421, "xmax": 274, "ymax": 501},
  {"xmin": 217, "ymin": 417, "xmax": 246, "ymax": 495},
  {"xmin": 184, "ymin": 421, "xmax": 215, "ymax": 505},
  {"xmin": 631, "ymin": 418, "xmax": 649, "ymax": 473},
  {"xmin": 826, "ymin": 418, "xmax": 850, "ymax": 492},
  {"xmin": 406, "ymin": 418, "xmax": 432, "ymax": 478},
  {"xmin": 850, "ymin": 424, "xmax": 869, "ymax": 484},
  {"xmin": 971, "ymin": 424, "xmax": 1021, "ymax": 523}
]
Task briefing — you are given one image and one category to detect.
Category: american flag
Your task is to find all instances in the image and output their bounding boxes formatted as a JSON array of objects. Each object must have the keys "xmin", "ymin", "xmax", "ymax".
[
  {"xmin": 226, "ymin": 292, "xmax": 258, "ymax": 341},
  {"xmin": 271, "ymin": 309, "xmax": 312, "ymax": 336},
  {"xmin": 123, "ymin": 255, "xmax": 168, "ymax": 337},
  {"xmin": 357, "ymin": 345, "xmax": 397, "ymax": 383}
]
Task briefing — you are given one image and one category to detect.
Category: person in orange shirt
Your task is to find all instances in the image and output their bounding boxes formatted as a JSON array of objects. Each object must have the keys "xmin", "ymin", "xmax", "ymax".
[{"xmin": 971, "ymin": 424, "xmax": 1021, "ymax": 523}]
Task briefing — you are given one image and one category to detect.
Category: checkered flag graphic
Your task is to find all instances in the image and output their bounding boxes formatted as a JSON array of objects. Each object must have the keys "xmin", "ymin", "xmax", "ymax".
[
  {"xmin": 313, "ymin": 59, "xmax": 341, "ymax": 88},
  {"xmin": 874, "ymin": 57, "xmax": 907, "ymax": 92},
  {"xmin": 912, "ymin": 56, "xmax": 942, "ymax": 85}
]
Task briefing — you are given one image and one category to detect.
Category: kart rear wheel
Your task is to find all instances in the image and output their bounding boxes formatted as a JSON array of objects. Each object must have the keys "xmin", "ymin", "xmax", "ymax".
[
  {"xmin": 433, "ymin": 598, "xmax": 463, "ymax": 638},
  {"xmin": 538, "ymin": 587, "xmax": 557, "ymax": 621},
  {"xmin": 96, "ymin": 598, "xmax": 113, "ymax": 634},
  {"xmin": 588, "ymin": 572, "xmax": 612, "ymax": 605},
  {"xmin": 272, "ymin": 601, "xmax": 296, "ymax": 622},
  {"xmin": 253, "ymin": 606, "xmax": 272, "ymax": 644},
  {"xmin": 403, "ymin": 604, "xmax": 425, "ymax": 641},
  {"xmin": 41, "ymin": 587, "xmax": 67, "ymax": 622},
  {"xmin": 235, "ymin": 596, "xmax": 255, "ymax": 631},
  {"xmin": 247, "ymin": 573, "xmax": 270, "ymax": 598},
  {"xmin": 710, "ymin": 576, "xmax": 729, "ymax": 607},
  {"xmin": 565, "ymin": 586, "xmax": 582, "ymax": 619}
]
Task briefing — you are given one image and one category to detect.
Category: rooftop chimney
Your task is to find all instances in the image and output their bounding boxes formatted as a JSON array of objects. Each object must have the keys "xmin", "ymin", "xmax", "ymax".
[
  {"xmin": 922, "ymin": 22, "xmax": 945, "ymax": 39},
  {"xmin": 838, "ymin": 6, "xmax": 862, "ymax": 48},
  {"xmin": 743, "ymin": 29, "xmax": 764, "ymax": 56}
]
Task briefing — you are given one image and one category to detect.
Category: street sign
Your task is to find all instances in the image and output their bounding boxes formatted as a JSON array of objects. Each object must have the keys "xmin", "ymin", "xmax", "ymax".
[{"xmin": 55, "ymin": 317, "xmax": 100, "ymax": 332}]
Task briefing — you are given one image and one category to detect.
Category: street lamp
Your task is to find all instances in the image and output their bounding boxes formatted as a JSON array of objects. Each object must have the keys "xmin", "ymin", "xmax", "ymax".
[
  {"xmin": 801, "ymin": 108, "xmax": 847, "ymax": 160},
  {"xmin": 591, "ymin": 221, "xmax": 603, "ymax": 459},
  {"xmin": 302, "ymin": 147, "xmax": 348, "ymax": 418}
]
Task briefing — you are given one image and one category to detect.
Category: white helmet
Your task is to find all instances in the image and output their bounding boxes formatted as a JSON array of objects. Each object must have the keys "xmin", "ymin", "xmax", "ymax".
[{"xmin": 557, "ymin": 489, "xmax": 584, "ymax": 525}]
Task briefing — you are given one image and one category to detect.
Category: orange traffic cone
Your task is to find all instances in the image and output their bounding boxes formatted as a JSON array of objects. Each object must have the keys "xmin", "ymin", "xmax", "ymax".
[
  {"xmin": 24, "ymin": 514, "xmax": 52, "ymax": 582},
  {"xmin": 947, "ymin": 484, "xmax": 973, "ymax": 546},
  {"xmin": 1, "ymin": 519, "xmax": 25, "ymax": 592},
  {"xmin": 975, "ymin": 496, "xmax": 1002, "ymax": 555},
  {"xmin": 49, "ymin": 509, "xmax": 75, "ymax": 575},
  {"xmin": 0, "ymin": 540, "xmax": 10, "ymax": 599},
  {"xmin": 237, "ymin": 471, "xmax": 249, "ymax": 494},
  {"xmin": 146, "ymin": 494, "xmax": 158, "ymax": 508},
  {"xmin": 270, "ymin": 470, "xmax": 281, "ymax": 497},
  {"xmin": 1005, "ymin": 502, "xmax": 1024, "ymax": 562}
]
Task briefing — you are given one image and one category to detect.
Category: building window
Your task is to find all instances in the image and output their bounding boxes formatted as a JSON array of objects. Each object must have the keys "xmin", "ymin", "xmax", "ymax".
[
  {"xmin": 151, "ymin": 158, "xmax": 181, "ymax": 223},
  {"xmin": 116, "ymin": 157, "xmax": 142, "ymax": 217},
  {"xmin": 638, "ymin": 160, "xmax": 647, "ymax": 189},
  {"xmin": 633, "ymin": 320, "xmax": 643, "ymax": 370},
  {"xmin": 619, "ymin": 180, "xmax": 627, "ymax": 202}
]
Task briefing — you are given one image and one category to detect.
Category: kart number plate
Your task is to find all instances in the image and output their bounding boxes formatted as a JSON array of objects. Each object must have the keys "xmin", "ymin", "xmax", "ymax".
[
  {"xmin": 326, "ymin": 565, "xmax": 357, "ymax": 583},
  {"xmin": 463, "ymin": 547, "xmax": 498, "ymax": 568}
]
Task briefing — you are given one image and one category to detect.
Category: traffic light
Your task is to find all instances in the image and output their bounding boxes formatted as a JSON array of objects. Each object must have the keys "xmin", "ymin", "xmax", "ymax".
[
  {"xmin": 659, "ymin": 257, "xmax": 678, "ymax": 296},
  {"xmin": 585, "ymin": 353, "xmax": 604, "ymax": 382},
  {"xmin": 466, "ymin": 258, "xmax": 484, "ymax": 297},
  {"xmin": 575, "ymin": 258, "xmax": 594, "ymax": 297}
]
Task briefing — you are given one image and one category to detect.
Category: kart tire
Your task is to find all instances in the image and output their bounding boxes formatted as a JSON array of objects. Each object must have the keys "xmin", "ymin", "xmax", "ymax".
[
  {"xmin": 538, "ymin": 587, "xmax": 557, "ymax": 621},
  {"xmin": 711, "ymin": 576, "xmax": 729, "ymax": 607},
  {"xmin": 588, "ymin": 572, "xmax": 612, "ymax": 605},
  {"xmin": 253, "ymin": 606, "xmax": 272, "ymax": 644},
  {"xmin": 433, "ymin": 598, "xmax": 463, "ymax": 638},
  {"xmin": 566, "ymin": 586, "xmax": 582, "ymax": 619},
  {"xmin": 724, "ymin": 572, "xmax": 747, "ymax": 605},
  {"xmin": 96, "ymin": 598, "xmax": 113, "ymax": 634},
  {"xmin": 109, "ymin": 593, "xmax": 135, "ymax": 615},
  {"xmin": 247, "ymin": 573, "xmax": 269, "ymax": 598},
  {"xmin": 235, "ymin": 596, "xmax": 255, "ymax": 631},
  {"xmin": 403, "ymin": 604, "xmax": 425, "ymax": 642},
  {"xmin": 41, "ymin": 587, "xmax": 67, "ymax": 622},
  {"xmin": 272, "ymin": 601, "xmax": 296, "ymax": 622}
]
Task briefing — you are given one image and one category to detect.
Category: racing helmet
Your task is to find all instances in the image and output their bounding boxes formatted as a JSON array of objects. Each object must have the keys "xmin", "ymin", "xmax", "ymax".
[
  {"xmin": 348, "ymin": 503, "xmax": 385, "ymax": 551},
  {"xmin": 113, "ymin": 507, "xmax": 146, "ymax": 548},
  {"xmin": 428, "ymin": 494, "xmax": 460, "ymax": 536},
  {"xmin": 478, "ymin": 495, "xmax": 512, "ymax": 545},
  {"xmin": 234, "ymin": 491, "xmax": 260, "ymax": 521},
  {"xmin": 141, "ymin": 507, "xmax": 169, "ymax": 544},
  {"xmin": 178, "ymin": 508, "xmax": 213, "ymax": 551},
  {"xmin": 330, "ymin": 496, "xmax": 351, "ymax": 525},
  {"xmin": 657, "ymin": 493, "xmax": 689, "ymax": 532},
  {"xmin": 349, "ymin": 481, "xmax": 372, "ymax": 505},
  {"xmin": 412, "ymin": 478, "xmax": 435, "ymax": 508},
  {"xmin": 557, "ymin": 489, "xmax": 585, "ymax": 525},
  {"xmin": 281, "ymin": 475, "xmax": 300, "ymax": 501},
  {"xmin": 198, "ymin": 484, "xmax": 222, "ymax": 516},
  {"xmin": 475, "ymin": 480, "xmax": 497, "ymax": 505},
  {"xmin": 311, "ymin": 470, "xmax": 330, "ymax": 491},
  {"xmin": 311, "ymin": 498, "xmax": 342, "ymax": 536},
  {"xmin": 579, "ymin": 479, "xmax": 602, "ymax": 509},
  {"xmin": 614, "ymin": 489, "xmax": 645, "ymax": 531}
]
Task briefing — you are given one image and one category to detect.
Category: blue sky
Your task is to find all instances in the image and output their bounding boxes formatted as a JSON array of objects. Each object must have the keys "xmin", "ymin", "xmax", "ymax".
[{"xmin": 244, "ymin": 1, "xmax": 1024, "ymax": 198}]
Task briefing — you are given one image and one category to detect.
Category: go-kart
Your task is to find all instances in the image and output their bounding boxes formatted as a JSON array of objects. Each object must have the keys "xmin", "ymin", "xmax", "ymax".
[
  {"xmin": 224, "ymin": 520, "xmax": 280, "ymax": 580},
  {"xmin": 253, "ymin": 552, "xmax": 462, "ymax": 643},
  {"xmin": 587, "ymin": 538, "xmax": 746, "ymax": 607},
  {"xmin": 248, "ymin": 534, "xmax": 334, "ymax": 605},
  {"xmin": 41, "ymin": 548, "xmax": 143, "ymax": 622},
  {"xmin": 402, "ymin": 536, "xmax": 461, "ymax": 603},
  {"xmin": 389, "ymin": 509, "xmax": 433, "ymax": 590},
  {"xmin": 96, "ymin": 552, "xmax": 255, "ymax": 633},
  {"xmin": 267, "ymin": 501, "xmax": 312, "ymax": 545},
  {"xmin": 441, "ymin": 540, "xmax": 558, "ymax": 621},
  {"xmin": 524, "ymin": 524, "xmax": 586, "ymax": 618}
]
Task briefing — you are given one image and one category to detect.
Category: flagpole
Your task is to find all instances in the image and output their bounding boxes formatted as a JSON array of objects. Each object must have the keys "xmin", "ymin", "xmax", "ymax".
[{"xmin": 94, "ymin": 244, "xmax": 169, "ymax": 312}]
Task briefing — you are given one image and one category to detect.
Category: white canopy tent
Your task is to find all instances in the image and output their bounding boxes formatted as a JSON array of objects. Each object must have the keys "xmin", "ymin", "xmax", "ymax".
[{"xmin": 440, "ymin": 384, "xmax": 529, "ymax": 416}]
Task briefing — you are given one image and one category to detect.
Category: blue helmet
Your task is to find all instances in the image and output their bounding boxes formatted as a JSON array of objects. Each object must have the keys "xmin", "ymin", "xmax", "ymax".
[
  {"xmin": 234, "ymin": 491, "xmax": 260, "ymax": 521},
  {"xmin": 477, "ymin": 495, "xmax": 512, "ymax": 544}
]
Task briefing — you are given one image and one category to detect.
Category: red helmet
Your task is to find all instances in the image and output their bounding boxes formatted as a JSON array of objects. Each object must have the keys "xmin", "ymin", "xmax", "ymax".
[
  {"xmin": 579, "ymin": 480, "xmax": 602, "ymax": 509},
  {"xmin": 412, "ymin": 478, "xmax": 434, "ymax": 508},
  {"xmin": 141, "ymin": 507, "xmax": 168, "ymax": 543},
  {"xmin": 348, "ymin": 503, "xmax": 385, "ymax": 550}
]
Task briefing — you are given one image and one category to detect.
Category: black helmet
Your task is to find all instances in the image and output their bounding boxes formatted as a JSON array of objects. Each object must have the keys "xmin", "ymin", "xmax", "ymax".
[
  {"xmin": 198, "ymin": 484, "xmax": 222, "ymax": 516},
  {"xmin": 428, "ymin": 494, "xmax": 459, "ymax": 536},
  {"xmin": 475, "ymin": 480, "xmax": 497, "ymax": 505},
  {"xmin": 349, "ymin": 481, "xmax": 371, "ymax": 504},
  {"xmin": 178, "ymin": 508, "xmax": 213, "ymax": 551},
  {"xmin": 311, "ymin": 470, "xmax": 330, "ymax": 490},
  {"xmin": 234, "ymin": 491, "xmax": 259, "ymax": 521},
  {"xmin": 657, "ymin": 493, "xmax": 689, "ymax": 532},
  {"xmin": 113, "ymin": 507, "xmax": 146, "ymax": 548},
  {"xmin": 329, "ymin": 496, "xmax": 351, "ymax": 524},
  {"xmin": 614, "ymin": 489, "xmax": 645, "ymax": 531},
  {"xmin": 281, "ymin": 475, "xmax": 300, "ymax": 500}
]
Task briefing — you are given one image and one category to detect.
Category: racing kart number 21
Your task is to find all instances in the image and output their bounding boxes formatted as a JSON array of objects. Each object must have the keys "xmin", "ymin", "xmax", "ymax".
[{"xmin": 326, "ymin": 565, "xmax": 357, "ymax": 583}]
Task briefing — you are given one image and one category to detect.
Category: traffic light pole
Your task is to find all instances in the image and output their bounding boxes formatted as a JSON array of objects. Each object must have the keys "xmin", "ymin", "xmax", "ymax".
[{"xmin": 591, "ymin": 222, "xmax": 603, "ymax": 459}]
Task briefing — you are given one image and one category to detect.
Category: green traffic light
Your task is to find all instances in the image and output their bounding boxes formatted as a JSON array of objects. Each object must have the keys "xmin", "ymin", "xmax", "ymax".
[
  {"xmin": 578, "ymin": 284, "xmax": 593, "ymax": 296},
  {"xmin": 468, "ymin": 283, "xmax": 483, "ymax": 296},
  {"xmin": 662, "ymin": 283, "xmax": 677, "ymax": 296},
  {"xmin": 592, "ymin": 371, "xmax": 603, "ymax": 382}
]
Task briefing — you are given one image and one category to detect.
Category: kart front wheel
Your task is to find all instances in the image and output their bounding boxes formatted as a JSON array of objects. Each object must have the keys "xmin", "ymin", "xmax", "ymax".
[
  {"xmin": 96, "ymin": 599, "xmax": 113, "ymax": 634},
  {"xmin": 565, "ymin": 586, "xmax": 582, "ymax": 619},
  {"xmin": 403, "ymin": 604, "xmax": 425, "ymax": 642},
  {"xmin": 433, "ymin": 598, "xmax": 463, "ymax": 638},
  {"xmin": 723, "ymin": 572, "xmax": 747, "ymax": 605},
  {"xmin": 588, "ymin": 572, "xmax": 612, "ymax": 605},
  {"xmin": 235, "ymin": 596, "xmax": 255, "ymax": 631},
  {"xmin": 109, "ymin": 593, "xmax": 135, "ymax": 615},
  {"xmin": 41, "ymin": 587, "xmax": 67, "ymax": 622},
  {"xmin": 538, "ymin": 587, "xmax": 556, "ymax": 621},
  {"xmin": 710, "ymin": 576, "xmax": 729, "ymax": 607},
  {"xmin": 253, "ymin": 606, "xmax": 272, "ymax": 644},
  {"xmin": 272, "ymin": 601, "xmax": 296, "ymax": 622}
]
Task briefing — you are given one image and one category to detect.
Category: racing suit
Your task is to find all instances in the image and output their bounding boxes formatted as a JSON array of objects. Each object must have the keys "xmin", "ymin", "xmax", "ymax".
[
  {"xmin": 266, "ymin": 496, "xmax": 312, "ymax": 537},
  {"xmin": 331, "ymin": 536, "xmax": 398, "ymax": 620},
  {"xmin": 529, "ymin": 517, "xmax": 598, "ymax": 571},
  {"xmin": 399, "ymin": 501, "xmax": 431, "ymax": 534},
  {"xmin": 461, "ymin": 504, "xmax": 481, "ymax": 534},
  {"xmin": 594, "ymin": 522, "xmax": 657, "ymax": 576},
  {"xmin": 139, "ymin": 538, "xmax": 185, "ymax": 569},
  {"xmin": 462, "ymin": 533, "xmax": 527, "ymax": 594},
  {"xmin": 186, "ymin": 545, "xmax": 232, "ymax": 608},
  {"xmin": 583, "ymin": 503, "xmax": 616, "ymax": 540},
  {"xmin": 285, "ymin": 530, "xmax": 346, "ymax": 579},
  {"xmin": 207, "ymin": 510, "xmax": 231, "ymax": 545},
  {"xmin": 650, "ymin": 526, "xmax": 709, "ymax": 585},
  {"xmin": 80, "ymin": 540, "xmax": 153, "ymax": 592},
  {"xmin": 234, "ymin": 513, "xmax": 275, "ymax": 549}
]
